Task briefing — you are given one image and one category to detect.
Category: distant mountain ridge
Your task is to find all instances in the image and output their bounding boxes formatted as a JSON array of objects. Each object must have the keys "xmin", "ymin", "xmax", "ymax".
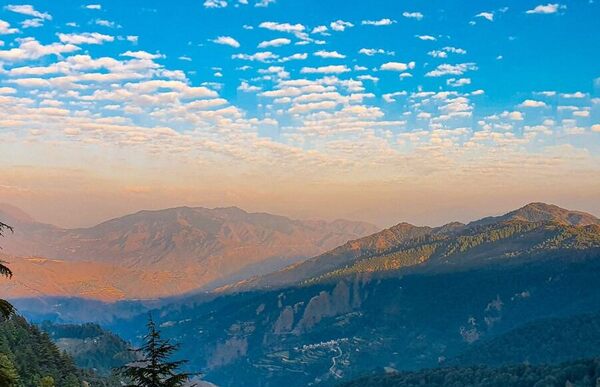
[
  {"xmin": 0, "ymin": 204, "xmax": 378, "ymax": 300},
  {"xmin": 229, "ymin": 202, "xmax": 600, "ymax": 291},
  {"xmin": 469, "ymin": 202, "xmax": 600, "ymax": 227}
]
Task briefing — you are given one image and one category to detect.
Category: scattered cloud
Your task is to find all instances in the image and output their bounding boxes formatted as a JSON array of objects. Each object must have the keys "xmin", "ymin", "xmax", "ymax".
[
  {"xmin": 402, "ymin": 12, "xmax": 423, "ymax": 20},
  {"xmin": 330, "ymin": 20, "xmax": 353, "ymax": 31},
  {"xmin": 526, "ymin": 3, "xmax": 566, "ymax": 14},
  {"xmin": 361, "ymin": 18, "xmax": 396, "ymax": 26},
  {"xmin": 426, "ymin": 63, "xmax": 477, "ymax": 77},
  {"xmin": 259, "ymin": 21, "xmax": 305, "ymax": 33},
  {"xmin": 300, "ymin": 65, "xmax": 350, "ymax": 74},
  {"xmin": 519, "ymin": 99, "xmax": 548, "ymax": 108},
  {"xmin": 57, "ymin": 32, "xmax": 114, "ymax": 45},
  {"xmin": 314, "ymin": 50, "xmax": 345, "ymax": 59},
  {"xmin": 476, "ymin": 12, "xmax": 494, "ymax": 21},
  {"xmin": 212, "ymin": 36, "xmax": 241, "ymax": 48},
  {"xmin": 257, "ymin": 38, "xmax": 290, "ymax": 48},
  {"xmin": 204, "ymin": 0, "xmax": 228, "ymax": 8},
  {"xmin": 380, "ymin": 62, "xmax": 416, "ymax": 71}
]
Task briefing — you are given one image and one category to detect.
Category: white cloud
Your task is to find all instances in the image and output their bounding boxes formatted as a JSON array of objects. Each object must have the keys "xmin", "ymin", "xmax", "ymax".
[
  {"xmin": 361, "ymin": 18, "xmax": 396, "ymax": 26},
  {"xmin": 380, "ymin": 61, "xmax": 416, "ymax": 71},
  {"xmin": 314, "ymin": 50, "xmax": 345, "ymax": 59},
  {"xmin": 476, "ymin": 12, "xmax": 494, "ymax": 21},
  {"xmin": 416, "ymin": 35, "xmax": 436, "ymax": 41},
  {"xmin": 4, "ymin": 4, "xmax": 51, "ymax": 20},
  {"xmin": 127, "ymin": 35, "xmax": 138, "ymax": 44},
  {"xmin": 426, "ymin": 63, "xmax": 477, "ymax": 77},
  {"xmin": 402, "ymin": 12, "xmax": 423, "ymax": 20},
  {"xmin": 357, "ymin": 75, "xmax": 378, "ymax": 82},
  {"xmin": 561, "ymin": 91, "xmax": 586, "ymax": 98},
  {"xmin": 383, "ymin": 91, "xmax": 407, "ymax": 103},
  {"xmin": 447, "ymin": 78, "xmax": 471, "ymax": 87},
  {"xmin": 211, "ymin": 36, "xmax": 240, "ymax": 48},
  {"xmin": 359, "ymin": 48, "xmax": 394, "ymax": 56},
  {"xmin": 526, "ymin": 3, "xmax": 565, "ymax": 14},
  {"xmin": 232, "ymin": 51, "xmax": 278, "ymax": 62},
  {"xmin": 519, "ymin": 99, "xmax": 547, "ymax": 108},
  {"xmin": 257, "ymin": 38, "xmax": 290, "ymax": 48},
  {"xmin": 280, "ymin": 53, "xmax": 307, "ymax": 62},
  {"xmin": 0, "ymin": 19, "xmax": 19, "ymax": 34},
  {"xmin": 0, "ymin": 37, "xmax": 79, "ymax": 61},
  {"xmin": 330, "ymin": 20, "xmax": 353, "ymax": 32},
  {"xmin": 311, "ymin": 25, "xmax": 328, "ymax": 34},
  {"xmin": 85, "ymin": 4, "xmax": 102, "ymax": 10},
  {"xmin": 300, "ymin": 65, "xmax": 350, "ymax": 74},
  {"xmin": 57, "ymin": 32, "xmax": 114, "ymax": 45},
  {"xmin": 121, "ymin": 50, "xmax": 164, "ymax": 60},
  {"xmin": 95, "ymin": 19, "xmax": 117, "ymax": 28},
  {"xmin": 259, "ymin": 21, "xmax": 305, "ymax": 33},
  {"xmin": 238, "ymin": 81, "xmax": 261, "ymax": 92},
  {"xmin": 255, "ymin": 0, "xmax": 275, "ymax": 7},
  {"xmin": 204, "ymin": 0, "xmax": 228, "ymax": 8}
]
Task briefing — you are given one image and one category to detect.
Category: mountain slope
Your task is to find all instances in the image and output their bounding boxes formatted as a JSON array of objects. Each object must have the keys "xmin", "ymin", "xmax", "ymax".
[
  {"xmin": 470, "ymin": 202, "xmax": 600, "ymax": 227},
  {"xmin": 0, "ymin": 204, "xmax": 378, "ymax": 299},
  {"xmin": 231, "ymin": 203, "xmax": 600, "ymax": 290},
  {"xmin": 341, "ymin": 357, "xmax": 600, "ymax": 387},
  {"xmin": 102, "ymin": 250, "xmax": 600, "ymax": 386},
  {"xmin": 452, "ymin": 311, "xmax": 600, "ymax": 367}
]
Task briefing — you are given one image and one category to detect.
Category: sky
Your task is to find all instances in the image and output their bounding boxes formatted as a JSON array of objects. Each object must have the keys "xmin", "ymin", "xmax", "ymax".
[{"xmin": 0, "ymin": 0, "xmax": 599, "ymax": 228}]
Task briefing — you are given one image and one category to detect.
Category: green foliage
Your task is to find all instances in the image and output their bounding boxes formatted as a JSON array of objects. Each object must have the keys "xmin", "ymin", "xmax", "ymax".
[
  {"xmin": 118, "ymin": 315, "xmax": 195, "ymax": 387},
  {"xmin": 0, "ymin": 221, "xmax": 15, "ymax": 320},
  {"xmin": 305, "ymin": 220, "xmax": 600, "ymax": 283},
  {"xmin": 40, "ymin": 322, "xmax": 136, "ymax": 376},
  {"xmin": 453, "ymin": 312, "xmax": 600, "ymax": 367},
  {"xmin": 341, "ymin": 357, "xmax": 600, "ymax": 387},
  {"xmin": 0, "ymin": 353, "xmax": 19, "ymax": 387},
  {"xmin": 0, "ymin": 316, "xmax": 81, "ymax": 386},
  {"xmin": 38, "ymin": 376, "xmax": 54, "ymax": 387},
  {"xmin": 0, "ymin": 316, "xmax": 124, "ymax": 386}
]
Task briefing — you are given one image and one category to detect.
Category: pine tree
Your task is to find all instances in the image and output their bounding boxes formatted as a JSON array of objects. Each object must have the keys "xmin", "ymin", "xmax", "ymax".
[
  {"xmin": 0, "ymin": 221, "xmax": 15, "ymax": 320},
  {"xmin": 119, "ymin": 315, "xmax": 196, "ymax": 387},
  {"xmin": 0, "ymin": 354, "xmax": 19, "ymax": 387}
]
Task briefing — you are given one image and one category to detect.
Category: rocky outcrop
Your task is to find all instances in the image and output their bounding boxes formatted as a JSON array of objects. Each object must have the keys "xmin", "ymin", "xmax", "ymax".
[
  {"xmin": 289, "ymin": 281, "xmax": 357, "ymax": 334},
  {"xmin": 208, "ymin": 337, "xmax": 248, "ymax": 368},
  {"xmin": 273, "ymin": 306, "xmax": 295, "ymax": 334}
]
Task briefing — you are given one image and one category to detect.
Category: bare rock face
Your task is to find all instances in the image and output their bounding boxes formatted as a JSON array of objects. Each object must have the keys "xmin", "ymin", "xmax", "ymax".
[
  {"xmin": 208, "ymin": 337, "xmax": 248, "ymax": 368},
  {"xmin": 273, "ymin": 306, "xmax": 295, "ymax": 334},
  {"xmin": 292, "ymin": 281, "xmax": 355, "ymax": 334},
  {"xmin": 294, "ymin": 291, "xmax": 333, "ymax": 333}
]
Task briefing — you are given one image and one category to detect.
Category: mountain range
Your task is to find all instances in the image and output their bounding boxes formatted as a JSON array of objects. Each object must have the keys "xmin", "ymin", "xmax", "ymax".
[
  {"xmin": 227, "ymin": 202, "xmax": 600, "ymax": 291},
  {"xmin": 0, "ymin": 203, "xmax": 377, "ymax": 300},
  {"xmin": 10, "ymin": 202, "xmax": 600, "ymax": 386}
]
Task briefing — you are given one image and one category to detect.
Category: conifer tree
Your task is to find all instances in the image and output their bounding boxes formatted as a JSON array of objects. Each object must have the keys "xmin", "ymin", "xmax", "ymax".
[
  {"xmin": 0, "ymin": 354, "xmax": 19, "ymax": 387},
  {"xmin": 0, "ymin": 222, "xmax": 15, "ymax": 320},
  {"xmin": 119, "ymin": 315, "xmax": 196, "ymax": 387}
]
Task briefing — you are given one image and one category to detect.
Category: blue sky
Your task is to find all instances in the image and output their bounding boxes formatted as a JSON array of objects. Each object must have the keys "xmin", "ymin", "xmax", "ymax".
[{"xmin": 0, "ymin": 0, "xmax": 599, "ymax": 227}]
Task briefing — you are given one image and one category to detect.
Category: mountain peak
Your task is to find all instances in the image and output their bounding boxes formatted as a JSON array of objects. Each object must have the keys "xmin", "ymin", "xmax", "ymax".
[
  {"xmin": 472, "ymin": 202, "xmax": 600, "ymax": 227},
  {"xmin": 0, "ymin": 203, "xmax": 35, "ymax": 224}
]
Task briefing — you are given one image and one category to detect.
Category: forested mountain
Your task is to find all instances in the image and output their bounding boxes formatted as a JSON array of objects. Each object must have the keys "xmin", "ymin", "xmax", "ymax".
[
  {"xmin": 0, "ymin": 316, "xmax": 119, "ymax": 386},
  {"xmin": 341, "ymin": 357, "xmax": 600, "ymax": 387},
  {"xmin": 102, "ymin": 252, "xmax": 600, "ymax": 386},
  {"xmin": 231, "ymin": 203, "xmax": 600, "ymax": 290},
  {"xmin": 452, "ymin": 311, "xmax": 600, "ymax": 367},
  {"xmin": 0, "ymin": 204, "xmax": 377, "ymax": 300},
  {"xmin": 39, "ymin": 321, "xmax": 136, "ymax": 376},
  {"xmin": 10, "ymin": 203, "xmax": 600, "ymax": 386}
]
